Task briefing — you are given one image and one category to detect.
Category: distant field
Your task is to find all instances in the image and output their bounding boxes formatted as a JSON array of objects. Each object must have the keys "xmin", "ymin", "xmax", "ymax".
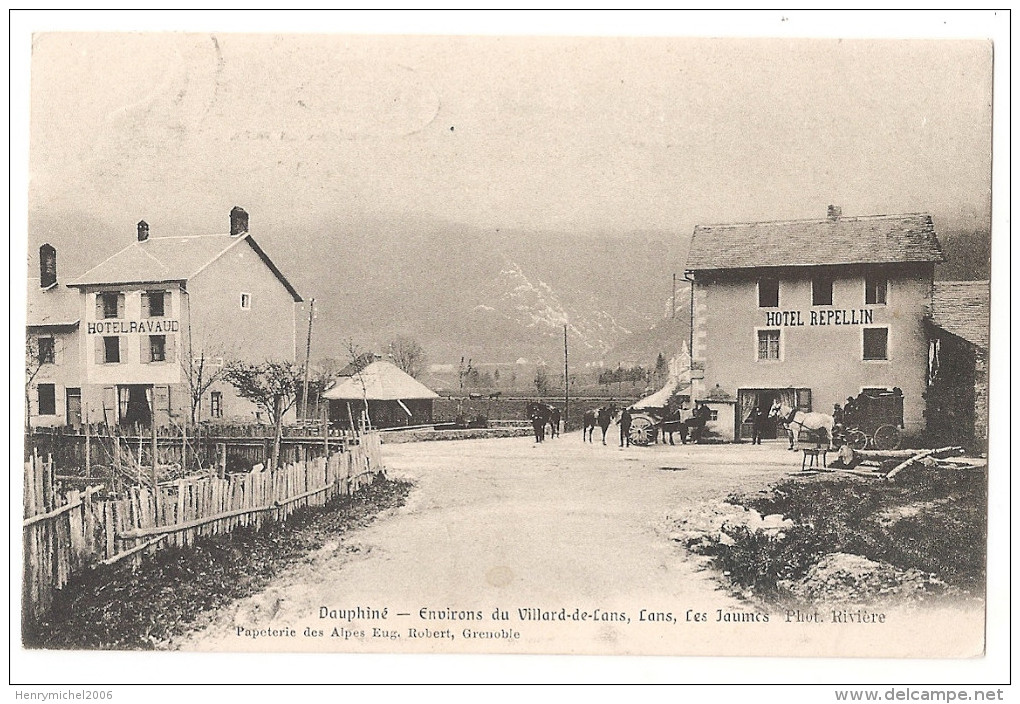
[{"xmin": 434, "ymin": 396, "xmax": 640, "ymax": 431}]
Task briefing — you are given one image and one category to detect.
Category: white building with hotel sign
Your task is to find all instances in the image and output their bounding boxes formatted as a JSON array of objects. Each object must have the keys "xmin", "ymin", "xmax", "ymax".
[
  {"xmin": 685, "ymin": 207, "xmax": 945, "ymax": 443},
  {"xmin": 26, "ymin": 206, "xmax": 303, "ymax": 428}
]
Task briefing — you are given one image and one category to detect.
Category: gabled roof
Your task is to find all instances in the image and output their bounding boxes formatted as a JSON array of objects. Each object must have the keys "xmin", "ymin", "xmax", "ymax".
[
  {"xmin": 323, "ymin": 360, "xmax": 439, "ymax": 401},
  {"xmin": 26, "ymin": 281, "xmax": 80, "ymax": 327},
  {"xmin": 686, "ymin": 213, "xmax": 944, "ymax": 272},
  {"xmin": 66, "ymin": 233, "xmax": 302, "ymax": 302},
  {"xmin": 930, "ymin": 280, "xmax": 990, "ymax": 349}
]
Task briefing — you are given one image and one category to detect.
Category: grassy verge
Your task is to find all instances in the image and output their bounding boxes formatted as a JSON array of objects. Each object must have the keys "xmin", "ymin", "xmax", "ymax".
[
  {"xmin": 24, "ymin": 478, "xmax": 412, "ymax": 650},
  {"xmin": 697, "ymin": 468, "xmax": 986, "ymax": 602}
]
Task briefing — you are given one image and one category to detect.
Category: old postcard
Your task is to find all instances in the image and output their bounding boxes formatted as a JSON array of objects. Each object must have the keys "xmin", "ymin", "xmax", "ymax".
[{"xmin": 12, "ymin": 11, "xmax": 1009, "ymax": 688}]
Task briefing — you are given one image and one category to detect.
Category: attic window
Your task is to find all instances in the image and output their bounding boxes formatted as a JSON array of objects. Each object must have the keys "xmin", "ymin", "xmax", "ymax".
[
  {"xmin": 240, "ymin": 293, "xmax": 251, "ymax": 310},
  {"xmin": 758, "ymin": 278, "xmax": 779, "ymax": 308}
]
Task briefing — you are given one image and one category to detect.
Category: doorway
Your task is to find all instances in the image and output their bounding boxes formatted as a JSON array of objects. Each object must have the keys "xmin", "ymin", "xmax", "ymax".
[
  {"xmin": 65, "ymin": 388, "xmax": 82, "ymax": 428},
  {"xmin": 737, "ymin": 388, "xmax": 793, "ymax": 441},
  {"xmin": 118, "ymin": 384, "xmax": 153, "ymax": 427}
]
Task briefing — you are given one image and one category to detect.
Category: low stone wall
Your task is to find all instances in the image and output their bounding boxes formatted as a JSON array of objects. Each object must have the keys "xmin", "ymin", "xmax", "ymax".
[{"xmin": 379, "ymin": 427, "xmax": 535, "ymax": 444}]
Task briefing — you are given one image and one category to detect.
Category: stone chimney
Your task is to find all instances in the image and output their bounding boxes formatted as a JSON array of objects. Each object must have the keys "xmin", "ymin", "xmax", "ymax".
[
  {"xmin": 39, "ymin": 243, "xmax": 57, "ymax": 288},
  {"xmin": 230, "ymin": 206, "xmax": 249, "ymax": 236},
  {"xmin": 137, "ymin": 220, "xmax": 149, "ymax": 242},
  {"xmin": 827, "ymin": 205, "xmax": 842, "ymax": 221}
]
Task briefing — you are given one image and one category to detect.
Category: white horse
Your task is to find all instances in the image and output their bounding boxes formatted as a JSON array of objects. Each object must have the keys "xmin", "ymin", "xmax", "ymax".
[{"xmin": 768, "ymin": 401, "xmax": 834, "ymax": 450}]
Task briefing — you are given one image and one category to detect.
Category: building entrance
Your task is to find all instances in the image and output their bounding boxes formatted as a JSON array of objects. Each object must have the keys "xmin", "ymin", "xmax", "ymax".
[
  {"xmin": 737, "ymin": 388, "xmax": 795, "ymax": 441},
  {"xmin": 118, "ymin": 384, "xmax": 153, "ymax": 427}
]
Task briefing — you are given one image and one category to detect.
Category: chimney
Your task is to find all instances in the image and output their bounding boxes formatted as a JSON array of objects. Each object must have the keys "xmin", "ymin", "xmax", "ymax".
[
  {"xmin": 39, "ymin": 243, "xmax": 57, "ymax": 288},
  {"xmin": 230, "ymin": 206, "xmax": 249, "ymax": 236},
  {"xmin": 137, "ymin": 220, "xmax": 149, "ymax": 242},
  {"xmin": 827, "ymin": 205, "xmax": 842, "ymax": 221}
]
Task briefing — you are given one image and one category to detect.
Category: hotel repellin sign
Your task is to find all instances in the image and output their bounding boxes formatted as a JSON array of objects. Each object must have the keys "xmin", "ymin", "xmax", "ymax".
[
  {"xmin": 764, "ymin": 309, "xmax": 876, "ymax": 327},
  {"xmin": 86, "ymin": 320, "xmax": 181, "ymax": 334}
]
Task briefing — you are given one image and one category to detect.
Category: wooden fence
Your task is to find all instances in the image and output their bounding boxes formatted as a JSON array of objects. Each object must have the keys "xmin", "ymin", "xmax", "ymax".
[
  {"xmin": 28, "ymin": 422, "xmax": 350, "ymax": 475},
  {"xmin": 22, "ymin": 432, "xmax": 384, "ymax": 628}
]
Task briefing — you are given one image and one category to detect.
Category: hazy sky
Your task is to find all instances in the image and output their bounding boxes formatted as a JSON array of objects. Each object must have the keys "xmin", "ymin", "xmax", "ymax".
[{"xmin": 28, "ymin": 31, "xmax": 992, "ymax": 240}]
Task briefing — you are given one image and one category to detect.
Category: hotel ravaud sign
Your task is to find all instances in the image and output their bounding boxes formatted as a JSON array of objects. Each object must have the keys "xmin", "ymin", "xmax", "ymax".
[{"xmin": 86, "ymin": 320, "xmax": 180, "ymax": 334}]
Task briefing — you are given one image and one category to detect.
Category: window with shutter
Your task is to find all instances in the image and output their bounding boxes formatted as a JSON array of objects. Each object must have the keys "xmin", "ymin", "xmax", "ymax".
[
  {"xmin": 150, "ymin": 335, "xmax": 166, "ymax": 362},
  {"xmin": 117, "ymin": 293, "xmax": 126, "ymax": 319},
  {"xmin": 164, "ymin": 290, "xmax": 172, "ymax": 316},
  {"xmin": 147, "ymin": 291, "xmax": 165, "ymax": 317},
  {"xmin": 141, "ymin": 292, "xmax": 150, "ymax": 318},
  {"xmin": 95, "ymin": 294, "xmax": 105, "ymax": 320},
  {"xmin": 119, "ymin": 335, "xmax": 128, "ymax": 363},
  {"xmin": 94, "ymin": 336, "xmax": 105, "ymax": 364},
  {"xmin": 140, "ymin": 336, "xmax": 151, "ymax": 363},
  {"xmin": 102, "ymin": 336, "xmax": 120, "ymax": 363}
]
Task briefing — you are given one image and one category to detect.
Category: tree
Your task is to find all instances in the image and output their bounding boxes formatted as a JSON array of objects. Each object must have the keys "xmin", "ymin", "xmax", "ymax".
[
  {"xmin": 223, "ymin": 360, "xmax": 302, "ymax": 468},
  {"xmin": 24, "ymin": 337, "xmax": 44, "ymax": 431},
  {"xmin": 534, "ymin": 367, "xmax": 551, "ymax": 396},
  {"xmin": 389, "ymin": 337, "xmax": 427, "ymax": 379},
  {"xmin": 181, "ymin": 348, "xmax": 227, "ymax": 424},
  {"xmin": 655, "ymin": 353, "xmax": 668, "ymax": 381}
]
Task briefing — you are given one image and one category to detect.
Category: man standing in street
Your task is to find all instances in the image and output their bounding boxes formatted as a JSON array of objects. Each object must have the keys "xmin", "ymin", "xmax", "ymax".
[{"xmin": 619, "ymin": 407, "xmax": 633, "ymax": 447}]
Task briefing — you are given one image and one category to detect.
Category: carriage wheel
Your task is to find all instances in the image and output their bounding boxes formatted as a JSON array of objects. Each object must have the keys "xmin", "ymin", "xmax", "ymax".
[
  {"xmin": 873, "ymin": 425, "xmax": 902, "ymax": 450},
  {"xmin": 628, "ymin": 415, "xmax": 657, "ymax": 446},
  {"xmin": 847, "ymin": 430, "xmax": 869, "ymax": 450}
]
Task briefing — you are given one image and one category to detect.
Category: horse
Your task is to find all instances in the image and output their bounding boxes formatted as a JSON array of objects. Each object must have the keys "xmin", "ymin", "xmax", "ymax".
[
  {"xmin": 596, "ymin": 405, "xmax": 618, "ymax": 445},
  {"xmin": 582, "ymin": 409, "xmax": 598, "ymax": 442},
  {"xmin": 663, "ymin": 405, "xmax": 696, "ymax": 445},
  {"xmin": 525, "ymin": 402, "xmax": 560, "ymax": 442},
  {"xmin": 768, "ymin": 401, "xmax": 834, "ymax": 450}
]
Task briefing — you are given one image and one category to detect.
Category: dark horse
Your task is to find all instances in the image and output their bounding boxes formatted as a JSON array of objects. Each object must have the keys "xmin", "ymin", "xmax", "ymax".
[
  {"xmin": 596, "ymin": 405, "xmax": 618, "ymax": 445},
  {"xmin": 526, "ymin": 402, "xmax": 560, "ymax": 443}
]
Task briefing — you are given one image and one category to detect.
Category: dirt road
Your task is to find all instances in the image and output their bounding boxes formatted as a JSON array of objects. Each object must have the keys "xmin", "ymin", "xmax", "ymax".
[{"xmin": 180, "ymin": 432, "xmax": 983, "ymax": 657}]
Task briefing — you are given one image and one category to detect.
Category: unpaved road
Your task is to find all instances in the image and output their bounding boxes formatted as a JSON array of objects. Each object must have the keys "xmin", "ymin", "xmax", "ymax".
[{"xmin": 180, "ymin": 433, "xmax": 983, "ymax": 657}]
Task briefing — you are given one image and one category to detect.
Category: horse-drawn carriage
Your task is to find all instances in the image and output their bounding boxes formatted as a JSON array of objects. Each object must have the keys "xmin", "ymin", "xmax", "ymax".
[{"xmin": 835, "ymin": 389, "xmax": 904, "ymax": 450}]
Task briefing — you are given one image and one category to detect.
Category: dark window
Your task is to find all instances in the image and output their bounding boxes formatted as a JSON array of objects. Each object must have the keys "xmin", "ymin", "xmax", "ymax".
[
  {"xmin": 757, "ymin": 329, "xmax": 781, "ymax": 360},
  {"xmin": 150, "ymin": 335, "xmax": 166, "ymax": 362},
  {"xmin": 148, "ymin": 291, "xmax": 165, "ymax": 317},
  {"xmin": 758, "ymin": 278, "xmax": 779, "ymax": 308},
  {"xmin": 812, "ymin": 277, "xmax": 833, "ymax": 306},
  {"xmin": 101, "ymin": 293, "xmax": 119, "ymax": 319},
  {"xmin": 104, "ymin": 336, "xmax": 120, "ymax": 363},
  {"xmin": 38, "ymin": 337, "xmax": 55, "ymax": 364},
  {"xmin": 866, "ymin": 275, "xmax": 887, "ymax": 304},
  {"xmin": 240, "ymin": 293, "xmax": 251, "ymax": 310},
  {"xmin": 38, "ymin": 384, "xmax": 56, "ymax": 415},
  {"xmin": 863, "ymin": 328, "xmax": 889, "ymax": 360},
  {"xmin": 210, "ymin": 391, "xmax": 223, "ymax": 419}
]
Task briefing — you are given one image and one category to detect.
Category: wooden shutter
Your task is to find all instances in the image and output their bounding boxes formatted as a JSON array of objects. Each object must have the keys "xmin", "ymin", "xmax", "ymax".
[
  {"xmin": 102, "ymin": 386, "xmax": 117, "ymax": 425},
  {"xmin": 94, "ymin": 294, "xmax": 104, "ymax": 320},
  {"xmin": 94, "ymin": 336, "xmax": 104, "ymax": 364},
  {"xmin": 164, "ymin": 290, "xmax": 172, "ymax": 317},
  {"xmin": 117, "ymin": 293, "xmax": 126, "ymax": 319},
  {"xmin": 165, "ymin": 334, "xmax": 176, "ymax": 363},
  {"xmin": 54, "ymin": 337, "xmax": 63, "ymax": 366},
  {"xmin": 140, "ymin": 335, "xmax": 151, "ymax": 363},
  {"xmin": 119, "ymin": 336, "xmax": 128, "ymax": 363},
  {"xmin": 140, "ymin": 292, "xmax": 150, "ymax": 318}
]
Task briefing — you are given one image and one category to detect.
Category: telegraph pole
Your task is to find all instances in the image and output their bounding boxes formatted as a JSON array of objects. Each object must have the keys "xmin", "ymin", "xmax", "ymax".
[
  {"xmin": 672, "ymin": 273, "xmax": 677, "ymax": 320},
  {"xmin": 301, "ymin": 298, "xmax": 315, "ymax": 422},
  {"xmin": 563, "ymin": 324, "xmax": 569, "ymax": 426}
]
